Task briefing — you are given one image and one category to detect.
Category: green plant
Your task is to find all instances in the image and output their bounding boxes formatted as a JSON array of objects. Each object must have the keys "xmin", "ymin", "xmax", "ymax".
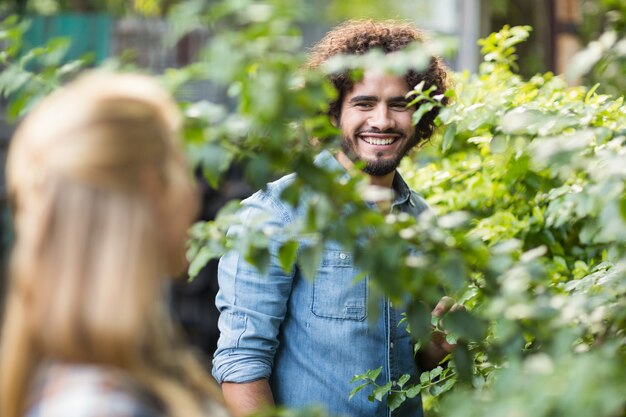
[
  {"xmin": 0, "ymin": 15, "xmax": 86, "ymax": 121},
  {"xmin": 400, "ymin": 24, "xmax": 626, "ymax": 416},
  {"xmin": 574, "ymin": 0, "xmax": 626, "ymax": 97}
]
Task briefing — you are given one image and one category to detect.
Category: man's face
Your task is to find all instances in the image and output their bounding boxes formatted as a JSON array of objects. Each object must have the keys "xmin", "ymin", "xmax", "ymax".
[{"xmin": 338, "ymin": 71, "xmax": 417, "ymax": 177}]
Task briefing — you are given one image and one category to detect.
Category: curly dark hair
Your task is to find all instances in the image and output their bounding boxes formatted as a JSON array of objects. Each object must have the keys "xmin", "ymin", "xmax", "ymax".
[{"xmin": 308, "ymin": 20, "xmax": 449, "ymax": 143}]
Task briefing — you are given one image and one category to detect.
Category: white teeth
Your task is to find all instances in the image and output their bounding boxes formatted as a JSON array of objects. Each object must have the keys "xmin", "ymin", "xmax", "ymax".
[{"xmin": 363, "ymin": 137, "xmax": 395, "ymax": 146}]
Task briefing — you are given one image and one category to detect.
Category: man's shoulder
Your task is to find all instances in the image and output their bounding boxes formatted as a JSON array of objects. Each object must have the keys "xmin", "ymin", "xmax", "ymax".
[
  {"xmin": 244, "ymin": 150, "xmax": 342, "ymax": 207},
  {"xmin": 244, "ymin": 173, "xmax": 297, "ymax": 201},
  {"xmin": 240, "ymin": 173, "xmax": 299, "ymax": 222},
  {"xmin": 266, "ymin": 172, "xmax": 298, "ymax": 195}
]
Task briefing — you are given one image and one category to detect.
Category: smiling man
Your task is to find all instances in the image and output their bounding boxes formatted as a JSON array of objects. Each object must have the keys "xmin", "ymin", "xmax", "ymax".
[
  {"xmin": 336, "ymin": 71, "xmax": 418, "ymax": 186},
  {"xmin": 212, "ymin": 20, "xmax": 450, "ymax": 417}
]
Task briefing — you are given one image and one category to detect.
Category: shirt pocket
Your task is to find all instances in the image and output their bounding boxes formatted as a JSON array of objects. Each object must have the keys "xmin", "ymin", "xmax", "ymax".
[{"xmin": 311, "ymin": 250, "xmax": 367, "ymax": 321}]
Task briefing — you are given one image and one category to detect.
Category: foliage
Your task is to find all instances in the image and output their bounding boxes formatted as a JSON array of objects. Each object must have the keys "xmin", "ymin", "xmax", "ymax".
[
  {"xmin": 350, "ymin": 364, "xmax": 456, "ymax": 412},
  {"xmin": 0, "ymin": 15, "xmax": 87, "ymax": 121},
  {"xmin": 0, "ymin": 2, "xmax": 625, "ymax": 417},
  {"xmin": 3, "ymin": 0, "xmax": 179, "ymax": 16},
  {"xmin": 486, "ymin": 0, "xmax": 626, "ymax": 95},
  {"xmin": 401, "ymin": 23, "xmax": 626, "ymax": 415},
  {"xmin": 571, "ymin": 0, "xmax": 626, "ymax": 97},
  {"xmin": 484, "ymin": 1, "xmax": 552, "ymax": 78}
]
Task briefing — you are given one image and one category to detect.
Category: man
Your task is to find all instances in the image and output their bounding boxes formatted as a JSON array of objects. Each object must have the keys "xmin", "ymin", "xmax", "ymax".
[{"xmin": 212, "ymin": 20, "xmax": 452, "ymax": 417}]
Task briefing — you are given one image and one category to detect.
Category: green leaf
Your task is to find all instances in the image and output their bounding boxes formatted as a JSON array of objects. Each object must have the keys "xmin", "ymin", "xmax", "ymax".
[
  {"xmin": 412, "ymin": 102, "xmax": 435, "ymax": 125},
  {"xmin": 0, "ymin": 65, "xmax": 30, "ymax": 97},
  {"xmin": 365, "ymin": 367, "xmax": 383, "ymax": 381},
  {"xmin": 244, "ymin": 246, "xmax": 270, "ymax": 276},
  {"xmin": 429, "ymin": 366, "xmax": 443, "ymax": 380},
  {"xmin": 372, "ymin": 381, "xmax": 393, "ymax": 402},
  {"xmin": 348, "ymin": 383, "xmax": 369, "ymax": 401},
  {"xmin": 406, "ymin": 302, "xmax": 432, "ymax": 345},
  {"xmin": 298, "ymin": 241, "xmax": 323, "ymax": 281},
  {"xmin": 443, "ymin": 309, "xmax": 488, "ymax": 342},
  {"xmin": 397, "ymin": 374, "xmax": 411, "ymax": 388},
  {"xmin": 187, "ymin": 246, "xmax": 212, "ymax": 279},
  {"xmin": 388, "ymin": 391, "xmax": 407, "ymax": 411},
  {"xmin": 437, "ymin": 375, "xmax": 457, "ymax": 395},
  {"xmin": 405, "ymin": 384, "xmax": 421, "ymax": 399},
  {"xmin": 245, "ymin": 155, "xmax": 274, "ymax": 189},
  {"xmin": 278, "ymin": 240, "xmax": 299, "ymax": 273},
  {"xmin": 6, "ymin": 92, "xmax": 28, "ymax": 121},
  {"xmin": 452, "ymin": 342, "xmax": 473, "ymax": 382},
  {"xmin": 441, "ymin": 122, "xmax": 457, "ymax": 152},
  {"xmin": 489, "ymin": 135, "xmax": 508, "ymax": 154},
  {"xmin": 201, "ymin": 144, "xmax": 234, "ymax": 188}
]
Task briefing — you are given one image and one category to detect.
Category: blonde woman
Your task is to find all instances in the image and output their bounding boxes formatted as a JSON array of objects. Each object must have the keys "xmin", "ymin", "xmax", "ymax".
[{"xmin": 0, "ymin": 72, "xmax": 228, "ymax": 417}]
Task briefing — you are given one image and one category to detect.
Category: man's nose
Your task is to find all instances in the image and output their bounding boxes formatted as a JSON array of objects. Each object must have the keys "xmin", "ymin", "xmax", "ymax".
[{"xmin": 368, "ymin": 105, "xmax": 395, "ymax": 131}]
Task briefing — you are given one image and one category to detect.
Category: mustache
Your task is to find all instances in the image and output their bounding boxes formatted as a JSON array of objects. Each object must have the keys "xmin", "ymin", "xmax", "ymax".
[{"xmin": 355, "ymin": 128, "xmax": 404, "ymax": 136}]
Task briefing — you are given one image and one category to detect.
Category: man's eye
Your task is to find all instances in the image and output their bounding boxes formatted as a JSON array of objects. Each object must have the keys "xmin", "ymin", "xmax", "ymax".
[
  {"xmin": 355, "ymin": 102, "xmax": 373, "ymax": 108},
  {"xmin": 391, "ymin": 102, "xmax": 409, "ymax": 110}
]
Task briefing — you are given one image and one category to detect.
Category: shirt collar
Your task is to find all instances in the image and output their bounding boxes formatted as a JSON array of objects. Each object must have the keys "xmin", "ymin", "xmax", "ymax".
[
  {"xmin": 314, "ymin": 149, "xmax": 411, "ymax": 206},
  {"xmin": 390, "ymin": 170, "xmax": 412, "ymax": 206}
]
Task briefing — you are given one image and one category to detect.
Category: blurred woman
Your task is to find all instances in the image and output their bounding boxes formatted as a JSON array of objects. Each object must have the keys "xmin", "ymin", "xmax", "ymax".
[{"xmin": 0, "ymin": 72, "xmax": 227, "ymax": 417}]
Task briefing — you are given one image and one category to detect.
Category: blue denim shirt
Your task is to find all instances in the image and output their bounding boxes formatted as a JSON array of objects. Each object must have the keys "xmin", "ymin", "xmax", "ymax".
[{"xmin": 213, "ymin": 151, "xmax": 429, "ymax": 417}]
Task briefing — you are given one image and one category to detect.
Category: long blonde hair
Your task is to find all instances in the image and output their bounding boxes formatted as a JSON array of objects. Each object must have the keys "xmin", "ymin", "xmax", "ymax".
[{"xmin": 0, "ymin": 72, "xmax": 222, "ymax": 417}]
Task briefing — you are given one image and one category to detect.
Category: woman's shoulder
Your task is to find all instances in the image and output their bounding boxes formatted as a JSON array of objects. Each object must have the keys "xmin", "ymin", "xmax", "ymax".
[{"xmin": 26, "ymin": 363, "xmax": 166, "ymax": 417}]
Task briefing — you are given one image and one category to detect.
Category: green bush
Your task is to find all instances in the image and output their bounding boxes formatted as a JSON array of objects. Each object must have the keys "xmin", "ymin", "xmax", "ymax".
[{"xmin": 404, "ymin": 24, "xmax": 626, "ymax": 416}]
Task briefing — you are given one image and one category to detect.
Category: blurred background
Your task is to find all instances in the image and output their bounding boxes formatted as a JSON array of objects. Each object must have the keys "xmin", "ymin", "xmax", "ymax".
[{"xmin": 0, "ymin": 0, "xmax": 623, "ymax": 365}]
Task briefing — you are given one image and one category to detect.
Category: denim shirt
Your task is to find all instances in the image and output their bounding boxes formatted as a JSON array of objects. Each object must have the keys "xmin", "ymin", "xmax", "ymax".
[{"xmin": 213, "ymin": 151, "xmax": 429, "ymax": 417}]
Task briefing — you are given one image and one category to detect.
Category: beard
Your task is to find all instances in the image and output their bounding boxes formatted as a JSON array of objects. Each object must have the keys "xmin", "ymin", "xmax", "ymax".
[{"xmin": 340, "ymin": 131, "xmax": 419, "ymax": 177}]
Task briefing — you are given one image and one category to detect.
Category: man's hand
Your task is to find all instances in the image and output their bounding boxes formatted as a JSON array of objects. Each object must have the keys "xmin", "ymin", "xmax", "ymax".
[{"xmin": 416, "ymin": 296, "xmax": 464, "ymax": 371}]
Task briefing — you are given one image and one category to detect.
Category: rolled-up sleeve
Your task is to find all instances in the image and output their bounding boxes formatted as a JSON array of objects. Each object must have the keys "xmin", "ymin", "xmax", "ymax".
[{"xmin": 212, "ymin": 190, "xmax": 295, "ymax": 384}]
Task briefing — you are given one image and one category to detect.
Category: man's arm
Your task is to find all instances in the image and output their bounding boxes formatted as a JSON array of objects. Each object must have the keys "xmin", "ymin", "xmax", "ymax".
[
  {"xmin": 212, "ymin": 190, "xmax": 295, "ymax": 412},
  {"xmin": 222, "ymin": 380, "xmax": 274, "ymax": 417}
]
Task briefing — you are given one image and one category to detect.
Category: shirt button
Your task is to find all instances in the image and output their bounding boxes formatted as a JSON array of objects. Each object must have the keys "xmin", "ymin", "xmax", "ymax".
[
  {"xmin": 390, "ymin": 342, "xmax": 394, "ymax": 349},
  {"xmin": 339, "ymin": 252, "xmax": 347, "ymax": 259},
  {"xmin": 389, "ymin": 301, "xmax": 393, "ymax": 308}
]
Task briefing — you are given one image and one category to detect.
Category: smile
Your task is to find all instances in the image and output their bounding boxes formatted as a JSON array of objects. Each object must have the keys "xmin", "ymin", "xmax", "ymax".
[
  {"xmin": 359, "ymin": 134, "xmax": 400, "ymax": 146},
  {"xmin": 363, "ymin": 137, "xmax": 395, "ymax": 145}
]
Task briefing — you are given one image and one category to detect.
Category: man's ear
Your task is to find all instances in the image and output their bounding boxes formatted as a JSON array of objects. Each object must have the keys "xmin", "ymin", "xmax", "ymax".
[{"xmin": 330, "ymin": 114, "xmax": 338, "ymax": 127}]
